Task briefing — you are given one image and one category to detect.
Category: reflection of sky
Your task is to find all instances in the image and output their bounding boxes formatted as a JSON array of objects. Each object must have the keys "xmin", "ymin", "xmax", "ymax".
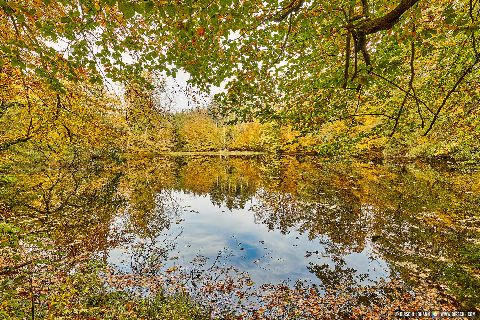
[{"xmin": 108, "ymin": 191, "xmax": 390, "ymax": 287}]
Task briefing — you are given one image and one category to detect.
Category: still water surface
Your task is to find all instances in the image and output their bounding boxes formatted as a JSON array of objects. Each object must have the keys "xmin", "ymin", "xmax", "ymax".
[
  {"xmin": 100, "ymin": 155, "xmax": 479, "ymax": 309},
  {"xmin": 3, "ymin": 154, "xmax": 479, "ymax": 315},
  {"xmin": 108, "ymin": 190, "xmax": 389, "ymax": 288}
]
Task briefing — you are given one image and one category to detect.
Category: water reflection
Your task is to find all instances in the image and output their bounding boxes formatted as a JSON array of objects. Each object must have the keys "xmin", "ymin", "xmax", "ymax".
[
  {"xmin": 110, "ymin": 156, "xmax": 479, "ymax": 308},
  {"xmin": 108, "ymin": 191, "xmax": 390, "ymax": 288},
  {"xmin": 2, "ymin": 155, "xmax": 479, "ymax": 309}
]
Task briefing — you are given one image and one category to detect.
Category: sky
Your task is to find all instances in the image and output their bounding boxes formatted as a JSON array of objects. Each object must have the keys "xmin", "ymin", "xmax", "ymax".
[
  {"xmin": 47, "ymin": 39, "xmax": 223, "ymax": 113},
  {"xmin": 159, "ymin": 69, "xmax": 223, "ymax": 112}
]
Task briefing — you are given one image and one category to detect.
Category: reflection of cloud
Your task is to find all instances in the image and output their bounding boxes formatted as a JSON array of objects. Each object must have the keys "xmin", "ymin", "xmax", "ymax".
[{"xmin": 109, "ymin": 190, "xmax": 390, "ymax": 287}]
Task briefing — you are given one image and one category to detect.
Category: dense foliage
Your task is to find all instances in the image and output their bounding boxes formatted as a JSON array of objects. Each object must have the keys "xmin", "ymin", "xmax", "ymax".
[{"xmin": 1, "ymin": 0, "xmax": 479, "ymax": 158}]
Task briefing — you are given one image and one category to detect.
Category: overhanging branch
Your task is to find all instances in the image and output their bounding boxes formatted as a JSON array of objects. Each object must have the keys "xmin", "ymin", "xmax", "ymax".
[
  {"xmin": 359, "ymin": 0, "xmax": 420, "ymax": 35},
  {"xmin": 344, "ymin": 0, "xmax": 420, "ymax": 72}
]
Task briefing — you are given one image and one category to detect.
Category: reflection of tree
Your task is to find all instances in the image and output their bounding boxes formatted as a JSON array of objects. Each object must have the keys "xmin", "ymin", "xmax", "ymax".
[
  {"xmin": 121, "ymin": 157, "xmax": 177, "ymax": 238},
  {"xmin": 306, "ymin": 259, "xmax": 386, "ymax": 317},
  {"xmin": 0, "ymin": 155, "xmax": 130, "ymax": 315},
  {"xmin": 121, "ymin": 156, "xmax": 263, "ymax": 237},
  {"xmin": 128, "ymin": 228, "xmax": 182, "ymax": 277},
  {"xmin": 119, "ymin": 155, "xmax": 480, "ymax": 308},
  {"xmin": 250, "ymin": 157, "xmax": 480, "ymax": 308},
  {"xmin": 308, "ymin": 259, "xmax": 362, "ymax": 292},
  {"xmin": 371, "ymin": 205, "xmax": 480, "ymax": 309},
  {"xmin": 1, "ymin": 160, "xmax": 125, "ymax": 255},
  {"xmin": 176, "ymin": 156, "xmax": 262, "ymax": 210},
  {"xmin": 254, "ymin": 192, "xmax": 369, "ymax": 256},
  {"xmin": 209, "ymin": 179, "xmax": 254, "ymax": 210},
  {"xmin": 7, "ymin": 153, "xmax": 476, "ymax": 308}
]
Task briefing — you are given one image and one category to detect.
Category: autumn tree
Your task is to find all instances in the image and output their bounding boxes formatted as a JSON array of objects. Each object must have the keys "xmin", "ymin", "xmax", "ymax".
[
  {"xmin": 124, "ymin": 75, "xmax": 176, "ymax": 152},
  {"xmin": 0, "ymin": 61, "xmax": 125, "ymax": 161},
  {"xmin": 2, "ymin": 0, "xmax": 479, "ymax": 157},
  {"xmin": 174, "ymin": 109, "xmax": 223, "ymax": 151}
]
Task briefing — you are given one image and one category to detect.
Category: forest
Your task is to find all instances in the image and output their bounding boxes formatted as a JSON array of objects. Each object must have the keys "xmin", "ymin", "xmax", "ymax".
[{"xmin": 1, "ymin": 0, "xmax": 479, "ymax": 319}]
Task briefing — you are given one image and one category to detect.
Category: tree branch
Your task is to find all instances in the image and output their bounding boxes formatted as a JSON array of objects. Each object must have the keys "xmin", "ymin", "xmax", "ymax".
[
  {"xmin": 361, "ymin": 0, "xmax": 370, "ymax": 18},
  {"xmin": 359, "ymin": 0, "xmax": 420, "ymax": 35},
  {"xmin": 469, "ymin": 0, "xmax": 479, "ymax": 58},
  {"xmin": 275, "ymin": 0, "xmax": 305, "ymax": 22},
  {"xmin": 344, "ymin": 0, "xmax": 419, "ymax": 70},
  {"xmin": 330, "ymin": 112, "xmax": 396, "ymax": 123},
  {"xmin": 0, "ymin": 136, "xmax": 32, "ymax": 152},
  {"xmin": 274, "ymin": 13, "xmax": 294, "ymax": 64},
  {"xmin": 390, "ymin": 24, "xmax": 416, "ymax": 136},
  {"xmin": 390, "ymin": 41, "xmax": 414, "ymax": 136},
  {"xmin": 370, "ymin": 71, "xmax": 431, "ymax": 112},
  {"xmin": 0, "ymin": 260, "xmax": 36, "ymax": 276},
  {"xmin": 343, "ymin": 32, "xmax": 351, "ymax": 89},
  {"xmin": 424, "ymin": 59, "xmax": 479, "ymax": 135}
]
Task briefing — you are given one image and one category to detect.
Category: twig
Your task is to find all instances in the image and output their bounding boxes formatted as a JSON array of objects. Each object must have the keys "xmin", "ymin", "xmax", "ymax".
[
  {"xmin": 370, "ymin": 71, "xmax": 431, "ymax": 112},
  {"xmin": 274, "ymin": 13, "xmax": 294, "ymax": 64},
  {"xmin": 424, "ymin": 58, "xmax": 479, "ymax": 135},
  {"xmin": 390, "ymin": 24, "xmax": 415, "ymax": 136}
]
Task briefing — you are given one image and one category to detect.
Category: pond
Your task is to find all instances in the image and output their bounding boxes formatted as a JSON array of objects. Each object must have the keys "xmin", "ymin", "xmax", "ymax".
[
  {"xmin": 105, "ymin": 155, "xmax": 479, "ymax": 311},
  {"xmin": 108, "ymin": 189, "xmax": 390, "ymax": 288},
  {"xmin": 1, "ymin": 154, "xmax": 479, "ymax": 315}
]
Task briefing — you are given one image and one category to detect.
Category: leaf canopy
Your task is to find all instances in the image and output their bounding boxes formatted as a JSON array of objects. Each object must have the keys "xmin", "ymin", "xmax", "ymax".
[{"xmin": 1, "ymin": 0, "xmax": 479, "ymax": 135}]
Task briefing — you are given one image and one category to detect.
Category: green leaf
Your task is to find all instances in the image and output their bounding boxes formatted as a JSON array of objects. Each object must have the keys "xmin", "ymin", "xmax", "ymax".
[
  {"xmin": 118, "ymin": 1, "xmax": 135, "ymax": 19},
  {"xmin": 145, "ymin": 0, "xmax": 154, "ymax": 13},
  {"xmin": 134, "ymin": 2, "xmax": 145, "ymax": 14}
]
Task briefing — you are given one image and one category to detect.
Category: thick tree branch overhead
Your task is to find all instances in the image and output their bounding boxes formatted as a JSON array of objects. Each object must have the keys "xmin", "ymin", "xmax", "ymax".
[
  {"xmin": 358, "ymin": 0, "xmax": 420, "ymax": 34},
  {"xmin": 341, "ymin": 0, "xmax": 420, "ymax": 72},
  {"xmin": 276, "ymin": 0, "xmax": 420, "ymax": 33}
]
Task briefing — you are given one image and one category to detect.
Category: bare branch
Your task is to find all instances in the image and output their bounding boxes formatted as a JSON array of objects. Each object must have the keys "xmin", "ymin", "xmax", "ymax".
[
  {"xmin": 370, "ymin": 71, "xmax": 430, "ymax": 112},
  {"xmin": 330, "ymin": 112, "xmax": 396, "ymax": 123}
]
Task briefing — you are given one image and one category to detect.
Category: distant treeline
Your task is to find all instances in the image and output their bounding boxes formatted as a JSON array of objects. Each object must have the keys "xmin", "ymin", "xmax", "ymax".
[
  {"xmin": 123, "ymin": 80, "xmax": 480, "ymax": 160},
  {"xmin": 127, "ymin": 108, "xmax": 320, "ymax": 154}
]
